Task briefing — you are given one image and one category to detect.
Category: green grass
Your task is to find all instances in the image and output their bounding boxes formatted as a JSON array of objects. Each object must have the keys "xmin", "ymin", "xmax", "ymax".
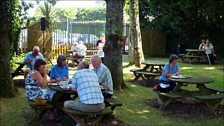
[{"xmin": 1, "ymin": 55, "xmax": 223, "ymax": 126}]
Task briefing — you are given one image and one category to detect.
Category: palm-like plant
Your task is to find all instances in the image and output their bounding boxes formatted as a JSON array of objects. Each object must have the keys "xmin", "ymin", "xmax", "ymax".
[{"xmin": 36, "ymin": 1, "xmax": 55, "ymax": 28}]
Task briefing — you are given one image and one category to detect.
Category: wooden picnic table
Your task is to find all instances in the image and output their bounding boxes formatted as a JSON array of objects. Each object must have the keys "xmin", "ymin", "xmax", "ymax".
[
  {"xmin": 180, "ymin": 49, "xmax": 207, "ymax": 64},
  {"xmin": 141, "ymin": 61, "xmax": 166, "ymax": 72},
  {"xmin": 131, "ymin": 61, "xmax": 166, "ymax": 85},
  {"xmin": 169, "ymin": 76, "xmax": 214, "ymax": 95},
  {"xmin": 12, "ymin": 61, "xmax": 25, "ymax": 78},
  {"xmin": 158, "ymin": 76, "xmax": 223, "ymax": 113}
]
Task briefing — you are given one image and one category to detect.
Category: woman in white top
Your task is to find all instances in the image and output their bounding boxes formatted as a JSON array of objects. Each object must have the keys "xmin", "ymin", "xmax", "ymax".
[{"xmin": 203, "ymin": 39, "xmax": 216, "ymax": 64}]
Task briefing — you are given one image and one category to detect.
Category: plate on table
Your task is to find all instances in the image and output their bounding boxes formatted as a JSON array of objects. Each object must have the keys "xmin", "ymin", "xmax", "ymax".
[{"xmin": 48, "ymin": 83, "xmax": 60, "ymax": 86}]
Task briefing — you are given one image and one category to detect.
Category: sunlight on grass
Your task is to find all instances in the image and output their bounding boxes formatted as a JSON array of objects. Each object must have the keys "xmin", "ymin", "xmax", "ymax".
[
  {"xmin": 181, "ymin": 67, "xmax": 193, "ymax": 70},
  {"xmin": 203, "ymin": 67, "xmax": 216, "ymax": 70},
  {"xmin": 130, "ymin": 84, "xmax": 137, "ymax": 87}
]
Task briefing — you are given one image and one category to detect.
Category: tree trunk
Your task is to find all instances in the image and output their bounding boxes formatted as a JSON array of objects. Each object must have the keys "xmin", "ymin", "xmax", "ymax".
[
  {"xmin": 104, "ymin": 0, "xmax": 126, "ymax": 90},
  {"xmin": 0, "ymin": 27, "xmax": 16, "ymax": 97},
  {"xmin": 129, "ymin": 0, "xmax": 145, "ymax": 67}
]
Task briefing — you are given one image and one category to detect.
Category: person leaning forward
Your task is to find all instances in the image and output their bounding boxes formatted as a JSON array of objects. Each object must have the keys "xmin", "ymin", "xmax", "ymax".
[
  {"xmin": 64, "ymin": 61, "xmax": 105, "ymax": 113},
  {"xmin": 23, "ymin": 46, "xmax": 45, "ymax": 78}
]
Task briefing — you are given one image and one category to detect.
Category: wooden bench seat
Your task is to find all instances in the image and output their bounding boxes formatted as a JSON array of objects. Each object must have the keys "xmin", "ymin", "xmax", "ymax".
[
  {"xmin": 206, "ymin": 86, "xmax": 224, "ymax": 93},
  {"xmin": 194, "ymin": 93, "xmax": 224, "ymax": 113},
  {"xmin": 105, "ymin": 98, "xmax": 123, "ymax": 110},
  {"xmin": 182, "ymin": 55, "xmax": 207, "ymax": 64},
  {"xmin": 130, "ymin": 68, "xmax": 143, "ymax": 72},
  {"xmin": 158, "ymin": 93, "xmax": 181, "ymax": 110},
  {"xmin": 29, "ymin": 101, "xmax": 53, "ymax": 119},
  {"xmin": 63, "ymin": 108, "xmax": 113, "ymax": 126},
  {"xmin": 135, "ymin": 71, "xmax": 161, "ymax": 85}
]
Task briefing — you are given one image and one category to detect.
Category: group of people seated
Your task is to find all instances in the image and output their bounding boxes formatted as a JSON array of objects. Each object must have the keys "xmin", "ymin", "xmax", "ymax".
[
  {"xmin": 198, "ymin": 39, "xmax": 216, "ymax": 64},
  {"xmin": 24, "ymin": 46, "xmax": 113, "ymax": 114},
  {"xmin": 70, "ymin": 34, "xmax": 106, "ymax": 65}
]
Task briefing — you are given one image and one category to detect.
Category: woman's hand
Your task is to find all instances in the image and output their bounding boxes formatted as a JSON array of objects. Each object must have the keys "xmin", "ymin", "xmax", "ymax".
[
  {"xmin": 175, "ymin": 72, "xmax": 180, "ymax": 76},
  {"xmin": 32, "ymin": 71, "xmax": 48, "ymax": 86},
  {"xmin": 62, "ymin": 77, "xmax": 69, "ymax": 81},
  {"xmin": 56, "ymin": 78, "xmax": 62, "ymax": 83}
]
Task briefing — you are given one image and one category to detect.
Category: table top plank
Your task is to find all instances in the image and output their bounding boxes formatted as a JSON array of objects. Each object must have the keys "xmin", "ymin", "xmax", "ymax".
[
  {"xmin": 169, "ymin": 77, "xmax": 214, "ymax": 84},
  {"xmin": 141, "ymin": 61, "xmax": 166, "ymax": 66}
]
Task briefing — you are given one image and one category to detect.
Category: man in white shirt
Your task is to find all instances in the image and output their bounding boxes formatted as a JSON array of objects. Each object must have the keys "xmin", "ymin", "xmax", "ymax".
[
  {"xmin": 203, "ymin": 39, "xmax": 216, "ymax": 64},
  {"xmin": 72, "ymin": 41, "xmax": 87, "ymax": 65}
]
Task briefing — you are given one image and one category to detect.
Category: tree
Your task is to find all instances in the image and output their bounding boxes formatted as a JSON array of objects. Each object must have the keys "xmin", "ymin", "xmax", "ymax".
[
  {"xmin": 104, "ymin": 0, "xmax": 126, "ymax": 90},
  {"xmin": 0, "ymin": 0, "xmax": 30, "ymax": 97},
  {"xmin": 139, "ymin": 0, "xmax": 224, "ymax": 47},
  {"xmin": 129, "ymin": 0, "xmax": 145, "ymax": 67}
]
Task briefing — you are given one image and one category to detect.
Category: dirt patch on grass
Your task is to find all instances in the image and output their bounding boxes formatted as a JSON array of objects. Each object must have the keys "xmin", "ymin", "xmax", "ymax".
[
  {"xmin": 23, "ymin": 108, "xmax": 126, "ymax": 126},
  {"xmin": 146, "ymin": 98, "xmax": 224, "ymax": 122}
]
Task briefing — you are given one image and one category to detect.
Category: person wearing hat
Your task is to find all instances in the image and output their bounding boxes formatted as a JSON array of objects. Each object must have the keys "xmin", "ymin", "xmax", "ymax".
[
  {"xmin": 158, "ymin": 54, "xmax": 180, "ymax": 92},
  {"xmin": 50, "ymin": 55, "xmax": 69, "ymax": 82}
]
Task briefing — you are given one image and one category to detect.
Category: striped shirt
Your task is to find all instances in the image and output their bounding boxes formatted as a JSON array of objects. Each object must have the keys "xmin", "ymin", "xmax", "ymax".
[
  {"xmin": 71, "ymin": 69, "xmax": 104, "ymax": 104},
  {"xmin": 93, "ymin": 64, "xmax": 113, "ymax": 94}
]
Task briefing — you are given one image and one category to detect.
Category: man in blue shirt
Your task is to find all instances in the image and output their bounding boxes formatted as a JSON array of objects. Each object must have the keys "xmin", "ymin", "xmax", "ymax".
[
  {"xmin": 159, "ymin": 54, "xmax": 180, "ymax": 92},
  {"xmin": 64, "ymin": 61, "xmax": 105, "ymax": 113},
  {"xmin": 50, "ymin": 55, "xmax": 69, "ymax": 82},
  {"xmin": 23, "ymin": 46, "xmax": 45, "ymax": 78},
  {"xmin": 91, "ymin": 55, "xmax": 113, "ymax": 99}
]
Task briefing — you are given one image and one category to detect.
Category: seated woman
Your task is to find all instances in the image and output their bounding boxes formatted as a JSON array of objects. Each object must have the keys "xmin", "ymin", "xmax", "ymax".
[
  {"xmin": 25, "ymin": 59, "xmax": 55, "ymax": 101},
  {"xmin": 159, "ymin": 54, "xmax": 180, "ymax": 92},
  {"xmin": 50, "ymin": 55, "xmax": 69, "ymax": 83}
]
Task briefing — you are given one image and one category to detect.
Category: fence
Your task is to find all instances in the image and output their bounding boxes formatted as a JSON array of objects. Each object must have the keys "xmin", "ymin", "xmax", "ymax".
[
  {"xmin": 19, "ymin": 20, "xmax": 130, "ymax": 57},
  {"xmin": 52, "ymin": 20, "xmax": 129, "ymax": 56}
]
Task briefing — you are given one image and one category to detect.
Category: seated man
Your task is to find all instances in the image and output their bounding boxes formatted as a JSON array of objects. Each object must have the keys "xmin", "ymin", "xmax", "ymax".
[
  {"xmin": 50, "ymin": 55, "xmax": 69, "ymax": 83},
  {"xmin": 23, "ymin": 46, "xmax": 45, "ymax": 78},
  {"xmin": 91, "ymin": 55, "xmax": 113, "ymax": 99},
  {"xmin": 64, "ymin": 61, "xmax": 105, "ymax": 113},
  {"xmin": 72, "ymin": 41, "xmax": 87, "ymax": 65}
]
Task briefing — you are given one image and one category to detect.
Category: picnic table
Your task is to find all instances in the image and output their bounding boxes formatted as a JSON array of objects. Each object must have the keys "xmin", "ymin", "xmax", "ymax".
[
  {"xmin": 180, "ymin": 49, "xmax": 207, "ymax": 64},
  {"xmin": 11, "ymin": 61, "xmax": 25, "ymax": 78},
  {"xmin": 130, "ymin": 61, "xmax": 166, "ymax": 85},
  {"xmin": 158, "ymin": 76, "xmax": 224, "ymax": 113}
]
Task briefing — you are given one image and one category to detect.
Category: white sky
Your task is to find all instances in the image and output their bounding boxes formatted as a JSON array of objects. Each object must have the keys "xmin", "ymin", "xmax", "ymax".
[{"xmin": 23, "ymin": 0, "xmax": 105, "ymax": 17}]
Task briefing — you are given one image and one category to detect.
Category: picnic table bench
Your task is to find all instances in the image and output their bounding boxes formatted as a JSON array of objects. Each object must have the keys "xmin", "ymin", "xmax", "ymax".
[
  {"xmin": 157, "ymin": 77, "xmax": 224, "ymax": 113},
  {"xmin": 158, "ymin": 93, "xmax": 182, "ymax": 110},
  {"xmin": 62, "ymin": 97, "xmax": 123, "ymax": 126},
  {"xmin": 28, "ymin": 100, "xmax": 53, "ymax": 119},
  {"xmin": 63, "ymin": 108, "xmax": 112, "ymax": 126},
  {"xmin": 180, "ymin": 49, "xmax": 207, "ymax": 64},
  {"xmin": 194, "ymin": 93, "xmax": 224, "ymax": 113},
  {"xmin": 130, "ymin": 61, "xmax": 165, "ymax": 85},
  {"xmin": 11, "ymin": 62, "xmax": 25, "ymax": 78},
  {"xmin": 105, "ymin": 98, "xmax": 123, "ymax": 110}
]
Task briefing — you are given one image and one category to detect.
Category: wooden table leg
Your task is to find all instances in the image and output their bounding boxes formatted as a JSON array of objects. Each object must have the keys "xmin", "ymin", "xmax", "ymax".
[
  {"xmin": 133, "ymin": 72, "xmax": 141, "ymax": 81},
  {"xmin": 69, "ymin": 114, "xmax": 86, "ymax": 126},
  {"xmin": 197, "ymin": 84, "xmax": 213, "ymax": 95}
]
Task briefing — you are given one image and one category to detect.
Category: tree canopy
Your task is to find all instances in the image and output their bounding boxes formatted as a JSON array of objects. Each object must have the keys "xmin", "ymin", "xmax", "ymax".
[{"xmin": 139, "ymin": 0, "xmax": 224, "ymax": 41}]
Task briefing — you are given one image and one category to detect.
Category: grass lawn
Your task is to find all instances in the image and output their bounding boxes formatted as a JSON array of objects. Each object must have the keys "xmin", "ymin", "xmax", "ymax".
[{"xmin": 0, "ymin": 55, "xmax": 223, "ymax": 126}]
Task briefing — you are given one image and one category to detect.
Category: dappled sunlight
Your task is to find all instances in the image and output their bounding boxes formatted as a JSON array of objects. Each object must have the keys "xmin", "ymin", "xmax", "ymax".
[
  {"xmin": 181, "ymin": 67, "xmax": 193, "ymax": 70},
  {"xmin": 130, "ymin": 84, "xmax": 137, "ymax": 87},
  {"xmin": 136, "ymin": 109, "xmax": 150, "ymax": 114},
  {"xmin": 203, "ymin": 67, "xmax": 216, "ymax": 70}
]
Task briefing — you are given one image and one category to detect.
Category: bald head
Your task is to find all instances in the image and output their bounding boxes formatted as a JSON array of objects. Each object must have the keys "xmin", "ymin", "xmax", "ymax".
[
  {"xmin": 32, "ymin": 46, "xmax": 40, "ymax": 56},
  {"xmin": 78, "ymin": 61, "xmax": 89, "ymax": 70},
  {"xmin": 33, "ymin": 46, "xmax": 40, "ymax": 51}
]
